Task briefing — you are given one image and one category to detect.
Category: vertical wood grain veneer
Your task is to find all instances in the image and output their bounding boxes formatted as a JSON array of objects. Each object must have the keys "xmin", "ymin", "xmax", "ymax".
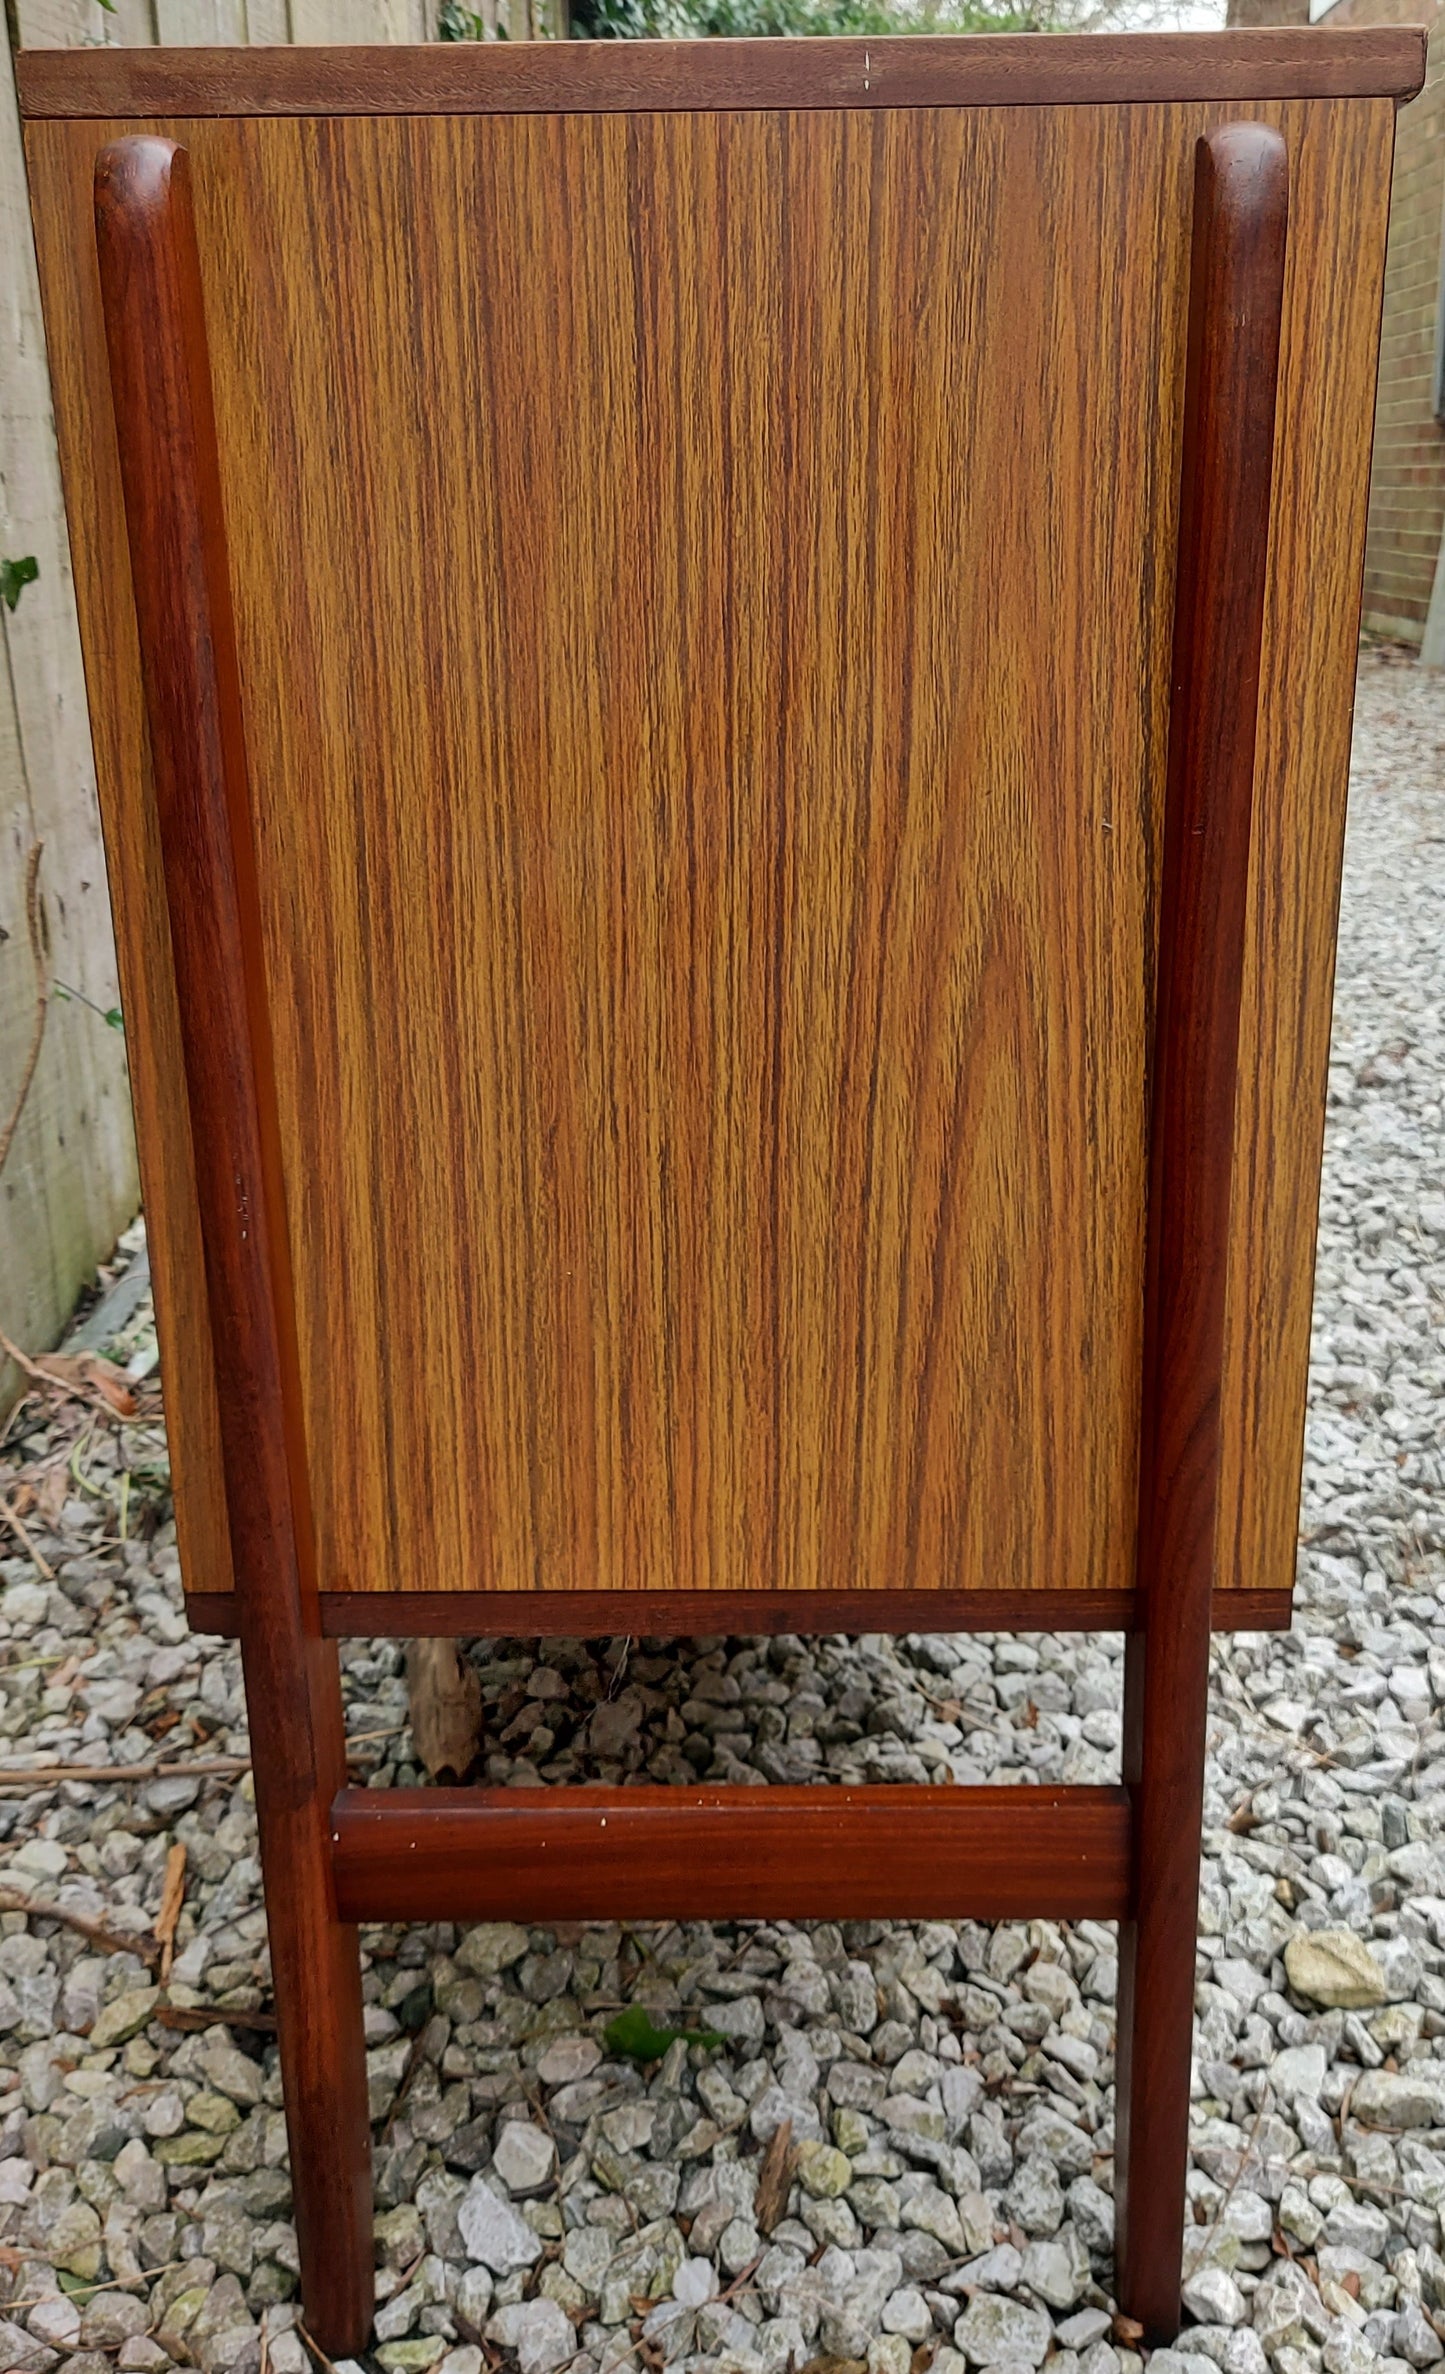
[
  {"xmin": 92, "ymin": 136, "xmax": 373, "ymax": 2355},
  {"xmin": 21, "ymin": 86, "xmax": 1399, "ymax": 1622},
  {"xmin": 1114, "ymin": 122, "xmax": 1289, "ymax": 2342}
]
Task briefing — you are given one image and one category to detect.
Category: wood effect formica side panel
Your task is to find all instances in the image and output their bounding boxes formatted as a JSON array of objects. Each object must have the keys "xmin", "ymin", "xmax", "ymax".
[
  {"xmin": 25, "ymin": 96, "xmax": 1393, "ymax": 1611},
  {"xmin": 206, "ymin": 103, "xmax": 1166, "ymax": 1606},
  {"xmin": 1219, "ymin": 95, "xmax": 1395, "ymax": 1619}
]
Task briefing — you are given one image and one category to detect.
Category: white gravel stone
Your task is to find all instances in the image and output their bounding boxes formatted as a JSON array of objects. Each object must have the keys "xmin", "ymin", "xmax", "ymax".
[
  {"xmin": 489, "ymin": 2119, "xmax": 556, "ymax": 2195},
  {"xmin": 1182, "ymin": 2266, "xmax": 1249, "ymax": 2327},
  {"xmin": 535, "ymin": 2035, "xmax": 600, "ymax": 2086},
  {"xmin": 882, "ymin": 2285, "xmax": 934, "ymax": 2341},
  {"xmin": 1353, "ymin": 2069, "xmax": 1445, "ymax": 2130},
  {"xmin": 673, "ymin": 2254, "xmax": 718, "ymax": 2307},
  {"xmin": 456, "ymin": 2177, "xmax": 542, "ymax": 2271},
  {"xmin": 1285, "ymin": 1931, "xmax": 1389, "ymax": 2010},
  {"xmin": 484, "ymin": 2298, "xmax": 574, "ymax": 2374},
  {"xmin": 953, "ymin": 2293, "xmax": 1055, "ymax": 2367}
]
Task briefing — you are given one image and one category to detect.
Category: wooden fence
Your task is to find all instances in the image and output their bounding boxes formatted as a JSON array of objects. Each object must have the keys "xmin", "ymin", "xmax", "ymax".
[{"xmin": 0, "ymin": 0, "xmax": 563, "ymax": 1415}]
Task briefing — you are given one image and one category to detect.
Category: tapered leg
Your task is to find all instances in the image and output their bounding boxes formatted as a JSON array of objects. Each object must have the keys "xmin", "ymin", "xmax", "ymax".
[
  {"xmin": 1112, "ymin": 122, "xmax": 1289, "ymax": 2340},
  {"xmin": 1115, "ymin": 1624, "xmax": 1209, "ymax": 2339},
  {"xmin": 243, "ymin": 1631, "xmax": 374, "ymax": 2356},
  {"xmin": 94, "ymin": 135, "xmax": 377, "ymax": 2360}
]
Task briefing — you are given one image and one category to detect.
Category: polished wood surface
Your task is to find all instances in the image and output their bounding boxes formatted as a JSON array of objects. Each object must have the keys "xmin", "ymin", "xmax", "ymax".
[
  {"xmin": 186, "ymin": 1584, "xmax": 1294, "ymax": 1636},
  {"xmin": 1113, "ymin": 124, "xmax": 1288, "ymax": 2344},
  {"xmin": 25, "ymin": 127, "xmax": 236, "ymax": 1604},
  {"xmin": 94, "ymin": 136, "xmax": 371, "ymax": 2356},
  {"xmin": 16, "ymin": 29, "xmax": 1426, "ymax": 117},
  {"xmin": 330, "ymin": 1782, "xmax": 1133, "ymax": 1924},
  {"xmin": 180, "ymin": 104, "xmax": 1171, "ymax": 1615},
  {"xmin": 26, "ymin": 95, "xmax": 1395, "ymax": 1613}
]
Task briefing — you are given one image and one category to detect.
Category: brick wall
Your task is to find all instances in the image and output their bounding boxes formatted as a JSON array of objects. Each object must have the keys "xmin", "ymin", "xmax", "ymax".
[{"xmin": 1323, "ymin": 0, "xmax": 1445, "ymax": 642}]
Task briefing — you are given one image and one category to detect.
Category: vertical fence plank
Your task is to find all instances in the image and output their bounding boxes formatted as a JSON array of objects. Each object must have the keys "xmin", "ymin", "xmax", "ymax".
[
  {"xmin": 108, "ymin": 0, "xmax": 162, "ymax": 45},
  {"xmin": 0, "ymin": 27, "xmax": 138, "ymax": 1408},
  {"xmin": 154, "ymin": 0, "xmax": 250, "ymax": 42},
  {"xmin": 12, "ymin": 0, "xmax": 113, "ymax": 45},
  {"xmin": 291, "ymin": 0, "xmax": 430, "ymax": 38},
  {"xmin": 244, "ymin": 0, "xmax": 294, "ymax": 46}
]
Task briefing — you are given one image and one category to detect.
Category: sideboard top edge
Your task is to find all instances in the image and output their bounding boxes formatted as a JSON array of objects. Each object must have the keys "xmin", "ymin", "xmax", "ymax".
[{"xmin": 16, "ymin": 28, "xmax": 1428, "ymax": 122}]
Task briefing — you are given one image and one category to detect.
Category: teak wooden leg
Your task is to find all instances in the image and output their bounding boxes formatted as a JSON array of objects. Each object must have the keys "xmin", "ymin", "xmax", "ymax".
[
  {"xmin": 94, "ymin": 137, "xmax": 374, "ymax": 2353},
  {"xmin": 237, "ymin": 1623, "xmax": 373, "ymax": 2354},
  {"xmin": 1114, "ymin": 124, "xmax": 1288, "ymax": 2340}
]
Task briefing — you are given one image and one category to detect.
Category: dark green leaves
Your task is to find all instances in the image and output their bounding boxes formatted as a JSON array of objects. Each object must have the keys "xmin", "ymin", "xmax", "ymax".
[
  {"xmin": 1, "ymin": 557, "xmax": 39, "ymax": 613},
  {"xmin": 602, "ymin": 2006, "xmax": 726, "ymax": 2062}
]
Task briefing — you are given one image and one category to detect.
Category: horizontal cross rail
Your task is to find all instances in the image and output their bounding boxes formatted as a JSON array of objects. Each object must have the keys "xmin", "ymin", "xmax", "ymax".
[
  {"xmin": 184, "ymin": 1586, "xmax": 1294, "ymax": 1639},
  {"xmin": 329, "ymin": 1783, "xmax": 1132, "ymax": 1924}
]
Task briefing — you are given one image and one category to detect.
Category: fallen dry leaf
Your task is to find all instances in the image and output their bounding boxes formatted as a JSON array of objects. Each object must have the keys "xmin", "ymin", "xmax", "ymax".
[
  {"xmin": 406, "ymin": 1639, "xmax": 484, "ymax": 1782},
  {"xmin": 153, "ymin": 1841, "xmax": 187, "ymax": 1983},
  {"xmin": 32, "ymin": 1351, "xmax": 137, "ymax": 1417},
  {"xmin": 754, "ymin": 2115, "xmax": 799, "ymax": 2235}
]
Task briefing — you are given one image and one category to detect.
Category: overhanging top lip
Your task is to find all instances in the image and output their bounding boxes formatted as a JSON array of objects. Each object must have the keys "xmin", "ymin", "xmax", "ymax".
[{"xmin": 15, "ymin": 26, "xmax": 1430, "ymax": 122}]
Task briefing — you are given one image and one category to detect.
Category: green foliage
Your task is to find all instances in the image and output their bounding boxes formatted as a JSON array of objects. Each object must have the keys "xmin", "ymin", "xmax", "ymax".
[
  {"xmin": 53, "ymin": 982, "xmax": 124, "ymax": 1032},
  {"xmin": 438, "ymin": 0, "xmax": 493, "ymax": 34},
  {"xmin": 0, "ymin": 556, "xmax": 39, "ymax": 614},
  {"xmin": 573, "ymin": 0, "xmax": 1044, "ymax": 35},
  {"xmin": 602, "ymin": 2005, "xmax": 726, "ymax": 2061}
]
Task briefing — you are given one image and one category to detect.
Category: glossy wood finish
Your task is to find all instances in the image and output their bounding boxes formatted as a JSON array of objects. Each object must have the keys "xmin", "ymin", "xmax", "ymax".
[
  {"xmin": 185, "ymin": 1584, "xmax": 1294, "ymax": 1637},
  {"xmin": 330, "ymin": 1782, "xmax": 1133, "ymax": 1924},
  {"xmin": 25, "ymin": 92, "xmax": 1395, "ymax": 1619},
  {"xmin": 92, "ymin": 136, "xmax": 371, "ymax": 2359},
  {"xmin": 124, "ymin": 107, "xmax": 1167, "ymax": 1610},
  {"xmin": 1114, "ymin": 125, "xmax": 1289, "ymax": 2344},
  {"xmin": 15, "ymin": 29, "xmax": 1426, "ymax": 118}
]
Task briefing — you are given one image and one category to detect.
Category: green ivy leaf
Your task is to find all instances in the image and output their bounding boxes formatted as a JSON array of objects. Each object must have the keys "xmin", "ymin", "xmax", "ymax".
[
  {"xmin": 1, "ymin": 556, "xmax": 39, "ymax": 613},
  {"xmin": 52, "ymin": 982, "xmax": 124, "ymax": 1031},
  {"xmin": 602, "ymin": 2005, "xmax": 725, "ymax": 2063}
]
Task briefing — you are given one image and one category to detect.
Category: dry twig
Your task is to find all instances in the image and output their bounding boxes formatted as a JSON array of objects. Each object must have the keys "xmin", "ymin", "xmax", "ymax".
[
  {"xmin": 0, "ymin": 1884, "xmax": 158, "ymax": 1963},
  {"xmin": 156, "ymin": 2001, "xmax": 277, "ymax": 2035},
  {"xmin": 297, "ymin": 2321, "xmax": 343, "ymax": 2374},
  {"xmin": 0, "ymin": 1499, "xmax": 53, "ymax": 1581},
  {"xmin": 0, "ymin": 844, "xmax": 47, "ymax": 1180},
  {"xmin": 0, "ymin": 1753, "xmax": 249, "ymax": 1788}
]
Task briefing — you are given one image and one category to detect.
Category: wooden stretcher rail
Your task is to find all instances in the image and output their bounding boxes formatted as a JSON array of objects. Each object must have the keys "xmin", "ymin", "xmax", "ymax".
[
  {"xmin": 184, "ymin": 1587, "xmax": 1294, "ymax": 1637},
  {"xmin": 15, "ymin": 28, "xmax": 1427, "ymax": 120},
  {"xmin": 329, "ymin": 1782, "xmax": 1134, "ymax": 1924}
]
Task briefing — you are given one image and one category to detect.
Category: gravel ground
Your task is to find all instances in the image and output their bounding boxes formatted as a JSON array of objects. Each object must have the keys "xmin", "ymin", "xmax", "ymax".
[{"xmin": 0, "ymin": 645, "xmax": 1439, "ymax": 2374}]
